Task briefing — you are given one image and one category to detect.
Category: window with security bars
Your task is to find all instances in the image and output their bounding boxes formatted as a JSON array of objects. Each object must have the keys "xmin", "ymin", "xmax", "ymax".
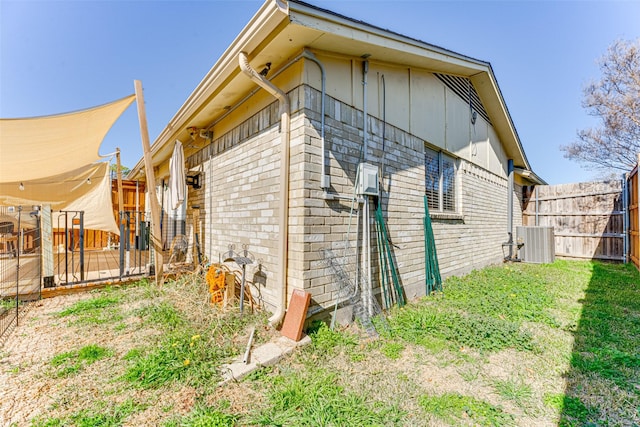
[{"xmin": 425, "ymin": 147, "xmax": 456, "ymax": 212}]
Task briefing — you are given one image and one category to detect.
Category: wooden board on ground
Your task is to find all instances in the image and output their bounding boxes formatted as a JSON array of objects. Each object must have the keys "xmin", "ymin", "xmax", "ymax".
[{"xmin": 281, "ymin": 289, "xmax": 311, "ymax": 342}]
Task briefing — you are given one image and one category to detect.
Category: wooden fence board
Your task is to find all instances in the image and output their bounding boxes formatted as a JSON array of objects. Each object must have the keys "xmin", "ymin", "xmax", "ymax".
[
  {"xmin": 523, "ymin": 180, "xmax": 624, "ymax": 261},
  {"xmin": 52, "ymin": 179, "xmax": 146, "ymax": 250}
]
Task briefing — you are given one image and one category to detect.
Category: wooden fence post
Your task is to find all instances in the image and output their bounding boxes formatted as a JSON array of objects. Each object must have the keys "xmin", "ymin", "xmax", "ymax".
[{"xmin": 134, "ymin": 80, "xmax": 164, "ymax": 284}]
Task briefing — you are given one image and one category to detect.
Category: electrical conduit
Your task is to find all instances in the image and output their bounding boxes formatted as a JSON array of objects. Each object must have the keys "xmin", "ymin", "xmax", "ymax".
[
  {"xmin": 239, "ymin": 52, "xmax": 290, "ymax": 327},
  {"xmin": 301, "ymin": 50, "xmax": 329, "ymax": 191},
  {"xmin": 362, "ymin": 59, "xmax": 374, "ymax": 316},
  {"xmin": 506, "ymin": 159, "xmax": 514, "ymax": 260}
]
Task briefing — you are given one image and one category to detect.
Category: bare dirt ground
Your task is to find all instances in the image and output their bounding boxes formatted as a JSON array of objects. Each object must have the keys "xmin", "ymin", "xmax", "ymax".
[
  {"xmin": 1, "ymin": 294, "xmax": 95, "ymax": 425},
  {"xmin": 3, "ymin": 261, "xmax": 637, "ymax": 426},
  {"xmin": 1, "ymin": 293, "xmax": 184, "ymax": 426},
  {"xmin": 0, "ymin": 286, "xmax": 275, "ymax": 427},
  {"xmin": 1, "ymin": 292, "xmax": 567, "ymax": 427}
]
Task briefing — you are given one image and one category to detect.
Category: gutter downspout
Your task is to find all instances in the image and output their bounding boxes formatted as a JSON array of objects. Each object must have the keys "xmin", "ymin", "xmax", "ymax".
[
  {"xmin": 239, "ymin": 51, "xmax": 290, "ymax": 327},
  {"xmin": 506, "ymin": 159, "xmax": 514, "ymax": 260}
]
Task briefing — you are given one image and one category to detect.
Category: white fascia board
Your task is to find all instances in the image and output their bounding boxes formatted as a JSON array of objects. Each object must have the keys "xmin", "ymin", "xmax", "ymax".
[
  {"xmin": 287, "ymin": 1, "xmax": 488, "ymax": 75},
  {"xmin": 287, "ymin": 1, "xmax": 531, "ymax": 173},
  {"xmin": 471, "ymin": 70, "xmax": 530, "ymax": 171},
  {"xmin": 289, "ymin": 1, "xmax": 530, "ymax": 169}
]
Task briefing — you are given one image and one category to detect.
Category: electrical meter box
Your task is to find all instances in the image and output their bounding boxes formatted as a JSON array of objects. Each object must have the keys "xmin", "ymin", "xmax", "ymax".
[{"xmin": 357, "ymin": 163, "xmax": 379, "ymax": 196}]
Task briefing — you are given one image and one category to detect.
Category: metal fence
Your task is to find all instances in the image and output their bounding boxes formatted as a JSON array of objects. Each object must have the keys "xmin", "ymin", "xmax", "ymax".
[
  {"xmin": 51, "ymin": 210, "xmax": 151, "ymax": 287},
  {"xmin": 0, "ymin": 297, "xmax": 22, "ymax": 344},
  {"xmin": 1, "ymin": 205, "xmax": 41, "ymax": 341},
  {"xmin": 0, "ymin": 207, "xmax": 156, "ymax": 340}
]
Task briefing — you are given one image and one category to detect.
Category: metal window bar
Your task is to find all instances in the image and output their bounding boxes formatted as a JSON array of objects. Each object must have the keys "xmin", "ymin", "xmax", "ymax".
[
  {"xmin": 425, "ymin": 147, "xmax": 457, "ymax": 213},
  {"xmin": 442, "ymin": 156, "xmax": 456, "ymax": 212},
  {"xmin": 425, "ymin": 148, "xmax": 439, "ymax": 211}
]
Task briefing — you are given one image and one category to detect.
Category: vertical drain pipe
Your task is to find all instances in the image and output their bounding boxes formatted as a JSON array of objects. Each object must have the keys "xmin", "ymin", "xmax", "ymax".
[
  {"xmin": 506, "ymin": 159, "xmax": 514, "ymax": 260},
  {"xmin": 239, "ymin": 52, "xmax": 290, "ymax": 327},
  {"xmin": 535, "ymin": 186, "xmax": 539, "ymax": 226},
  {"xmin": 362, "ymin": 58, "xmax": 369, "ymax": 162}
]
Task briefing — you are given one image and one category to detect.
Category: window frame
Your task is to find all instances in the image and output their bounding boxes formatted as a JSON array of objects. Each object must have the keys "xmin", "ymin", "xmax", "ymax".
[{"xmin": 425, "ymin": 146, "xmax": 458, "ymax": 214}]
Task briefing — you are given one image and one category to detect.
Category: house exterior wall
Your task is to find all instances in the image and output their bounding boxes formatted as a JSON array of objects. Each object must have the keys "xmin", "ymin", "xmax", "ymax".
[
  {"xmin": 182, "ymin": 56, "xmax": 524, "ymax": 316},
  {"xmin": 185, "ymin": 86, "xmax": 309, "ymax": 314},
  {"xmin": 304, "ymin": 54, "xmax": 508, "ymax": 179},
  {"xmin": 301, "ymin": 85, "xmax": 522, "ymax": 310}
]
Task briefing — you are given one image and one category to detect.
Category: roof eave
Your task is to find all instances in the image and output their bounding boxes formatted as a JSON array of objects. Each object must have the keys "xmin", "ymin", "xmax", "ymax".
[
  {"xmin": 129, "ymin": 0, "xmax": 536, "ymax": 182},
  {"xmin": 129, "ymin": 0, "xmax": 290, "ymax": 179},
  {"xmin": 515, "ymin": 167, "xmax": 547, "ymax": 185},
  {"xmin": 469, "ymin": 70, "xmax": 529, "ymax": 171}
]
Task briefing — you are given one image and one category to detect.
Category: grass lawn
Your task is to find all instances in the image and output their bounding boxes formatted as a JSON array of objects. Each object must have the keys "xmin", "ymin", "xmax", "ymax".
[{"xmin": 1, "ymin": 259, "xmax": 638, "ymax": 426}]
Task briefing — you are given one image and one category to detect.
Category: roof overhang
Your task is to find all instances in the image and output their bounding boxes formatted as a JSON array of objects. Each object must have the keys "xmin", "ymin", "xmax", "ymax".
[
  {"xmin": 129, "ymin": 0, "xmax": 534, "ymax": 179},
  {"xmin": 514, "ymin": 167, "xmax": 547, "ymax": 185}
]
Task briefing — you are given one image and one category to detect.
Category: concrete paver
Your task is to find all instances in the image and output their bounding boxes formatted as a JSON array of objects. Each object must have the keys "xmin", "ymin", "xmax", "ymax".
[{"xmin": 219, "ymin": 335, "xmax": 311, "ymax": 384}]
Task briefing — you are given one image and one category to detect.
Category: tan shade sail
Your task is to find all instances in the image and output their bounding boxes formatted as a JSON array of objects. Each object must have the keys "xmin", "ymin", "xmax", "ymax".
[
  {"xmin": 0, "ymin": 94, "xmax": 135, "ymax": 183},
  {"xmin": 0, "ymin": 162, "xmax": 106, "ymax": 208},
  {"xmin": 0, "ymin": 162, "xmax": 119, "ymax": 235},
  {"xmin": 51, "ymin": 163, "xmax": 120, "ymax": 235}
]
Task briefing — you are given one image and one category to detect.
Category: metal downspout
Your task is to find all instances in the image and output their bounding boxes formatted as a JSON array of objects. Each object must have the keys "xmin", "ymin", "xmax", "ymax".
[
  {"xmin": 362, "ymin": 59, "xmax": 369, "ymax": 162},
  {"xmin": 535, "ymin": 186, "xmax": 539, "ymax": 226},
  {"xmin": 507, "ymin": 159, "xmax": 514, "ymax": 260},
  {"xmin": 239, "ymin": 52, "xmax": 290, "ymax": 327}
]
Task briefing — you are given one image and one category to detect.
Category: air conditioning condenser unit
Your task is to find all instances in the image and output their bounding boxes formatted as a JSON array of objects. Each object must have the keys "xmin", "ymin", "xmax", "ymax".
[{"xmin": 516, "ymin": 226, "xmax": 555, "ymax": 264}]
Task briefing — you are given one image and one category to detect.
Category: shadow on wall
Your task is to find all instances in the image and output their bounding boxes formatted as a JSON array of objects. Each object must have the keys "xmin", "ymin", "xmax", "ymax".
[{"xmin": 559, "ymin": 261, "xmax": 640, "ymax": 425}]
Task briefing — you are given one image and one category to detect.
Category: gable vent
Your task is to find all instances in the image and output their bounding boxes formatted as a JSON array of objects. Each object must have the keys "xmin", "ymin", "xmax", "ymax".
[{"xmin": 434, "ymin": 73, "xmax": 491, "ymax": 125}]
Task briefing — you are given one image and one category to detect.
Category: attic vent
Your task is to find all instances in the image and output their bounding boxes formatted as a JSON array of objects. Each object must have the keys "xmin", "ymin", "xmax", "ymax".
[{"xmin": 434, "ymin": 73, "xmax": 491, "ymax": 125}]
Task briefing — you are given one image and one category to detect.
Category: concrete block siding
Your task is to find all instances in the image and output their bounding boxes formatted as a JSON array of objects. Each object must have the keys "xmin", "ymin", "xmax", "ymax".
[{"xmin": 185, "ymin": 84, "xmax": 523, "ymax": 316}]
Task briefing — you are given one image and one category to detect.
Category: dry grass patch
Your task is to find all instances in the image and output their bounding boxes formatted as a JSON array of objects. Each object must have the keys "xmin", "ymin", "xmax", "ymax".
[{"xmin": 1, "ymin": 259, "xmax": 637, "ymax": 426}]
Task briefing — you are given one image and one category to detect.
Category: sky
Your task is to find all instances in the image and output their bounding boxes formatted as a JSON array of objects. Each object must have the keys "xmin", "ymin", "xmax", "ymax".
[{"xmin": 1, "ymin": 0, "xmax": 639, "ymax": 185}]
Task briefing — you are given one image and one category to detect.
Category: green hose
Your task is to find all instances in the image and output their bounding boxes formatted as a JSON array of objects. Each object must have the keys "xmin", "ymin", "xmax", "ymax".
[
  {"xmin": 375, "ymin": 201, "xmax": 405, "ymax": 307},
  {"xmin": 423, "ymin": 195, "xmax": 442, "ymax": 294}
]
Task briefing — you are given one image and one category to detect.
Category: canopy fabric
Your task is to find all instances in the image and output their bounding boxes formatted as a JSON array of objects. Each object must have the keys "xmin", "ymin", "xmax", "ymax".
[
  {"xmin": 0, "ymin": 94, "xmax": 135, "ymax": 183},
  {"xmin": 168, "ymin": 140, "xmax": 185, "ymax": 210},
  {"xmin": 0, "ymin": 212, "xmax": 38, "ymax": 230},
  {"xmin": 0, "ymin": 162, "xmax": 120, "ymax": 235},
  {"xmin": 52, "ymin": 163, "xmax": 120, "ymax": 235},
  {"xmin": 0, "ymin": 162, "xmax": 106, "ymax": 208}
]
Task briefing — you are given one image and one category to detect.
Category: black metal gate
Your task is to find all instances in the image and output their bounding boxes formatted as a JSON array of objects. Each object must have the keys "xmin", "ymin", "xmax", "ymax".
[
  {"xmin": 53, "ymin": 210, "xmax": 151, "ymax": 286},
  {"xmin": 55, "ymin": 210, "xmax": 86, "ymax": 284},
  {"xmin": 0, "ymin": 205, "xmax": 42, "ymax": 342}
]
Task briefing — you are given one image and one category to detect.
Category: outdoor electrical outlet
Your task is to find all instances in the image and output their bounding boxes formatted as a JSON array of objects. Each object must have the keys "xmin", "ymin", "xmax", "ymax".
[
  {"xmin": 321, "ymin": 175, "xmax": 330, "ymax": 189},
  {"xmin": 357, "ymin": 163, "xmax": 379, "ymax": 196}
]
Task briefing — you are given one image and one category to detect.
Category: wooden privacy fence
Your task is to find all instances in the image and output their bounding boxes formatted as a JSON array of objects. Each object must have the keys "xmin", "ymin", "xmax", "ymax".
[
  {"xmin": 523, "ymin": 180, "xmax": 625, "ymax": 261},
  {"xmin": 50, "ymin": 179, "xmax": 145, "ymax": 250},
  {"xmin": 629, "ymin": 164, "xmax": 639, "ymax": 269}
]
